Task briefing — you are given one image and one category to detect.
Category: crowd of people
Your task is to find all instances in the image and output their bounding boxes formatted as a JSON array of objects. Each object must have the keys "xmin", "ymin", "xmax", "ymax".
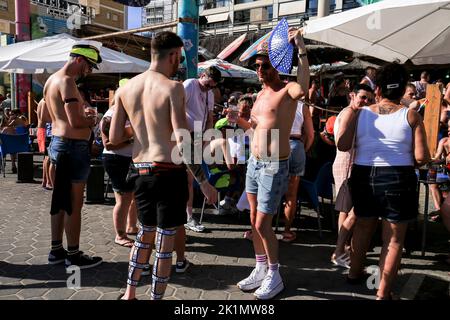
[{"xmin": 2, "ymin": 27, "xmax": 450, "ymax": 301}]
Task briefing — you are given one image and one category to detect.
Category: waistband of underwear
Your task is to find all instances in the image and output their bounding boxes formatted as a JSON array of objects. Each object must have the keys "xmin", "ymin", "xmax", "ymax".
[
  {"xmin": 252, "ymin": 154, "xmax": 289, "ymax": 162},
  {"xmin": 289, "ymin": 135, "xmax": 302, "ymax": 141},
  {"xmin": 131, "ymin": 162, "xmax": 186, "ymax": 175},
  {"xmin": 53, "ymin": 136, "xmax": 89, "ymax": 143}
]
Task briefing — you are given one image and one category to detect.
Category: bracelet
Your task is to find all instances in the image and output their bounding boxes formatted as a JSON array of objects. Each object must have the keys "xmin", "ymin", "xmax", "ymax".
[{"xmin": 298, "ymin": 52, "xmax": 307, "ymax": 58}]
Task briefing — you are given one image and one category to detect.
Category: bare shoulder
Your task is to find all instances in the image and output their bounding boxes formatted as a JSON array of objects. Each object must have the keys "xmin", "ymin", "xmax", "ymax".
[
  {"xmin": 407, "ymin": 107, "xmax": 422, "ymax": 127},
  {"xmin": 286, "ymin": 81, "xmax": 303, "ymax": 100}
]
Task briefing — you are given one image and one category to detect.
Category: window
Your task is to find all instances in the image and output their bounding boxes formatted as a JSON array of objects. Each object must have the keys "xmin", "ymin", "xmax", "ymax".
[
  {"xmin": 234, "ymin": 9, "xmax": 250, "ymax": 24},
  {"xmin": 0, "ymin": 0, "xmax": 8, "ymax": 11},
  {"xmin": 106, "ymin": 12, "xmax": 111, "ymax": 19},
  {"xmin": 234, "ymin": 0, "xmax": 255, "ymax": 4},
  {"xmin": 307, "ymin": 0, "xmax": 336, "ymax": 15},
  {"xmin": 343, "ymin": 0, "xmax": 361, "ymax": 10},
  {"xmin": 203, "ymin": 0, "xmax": 230, "ymax": 10},
  {"xmin": 112, "ymin": 14, "xmax": 118, "ymax": 22}
]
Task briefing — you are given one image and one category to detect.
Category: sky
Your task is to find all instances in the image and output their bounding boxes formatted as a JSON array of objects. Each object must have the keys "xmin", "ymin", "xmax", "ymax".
[{"xmin": 127, "ymin": 6, "xmax": 142, "ymax": 29}]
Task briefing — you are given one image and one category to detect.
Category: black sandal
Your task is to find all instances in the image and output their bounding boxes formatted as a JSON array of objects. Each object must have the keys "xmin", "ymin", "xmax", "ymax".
[{"xmin": 117, "ymin": 293, "xmax": 138, "ymax": 300}]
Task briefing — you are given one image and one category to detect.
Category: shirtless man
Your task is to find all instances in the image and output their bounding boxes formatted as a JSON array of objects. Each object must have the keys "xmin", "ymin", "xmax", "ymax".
[
  {"xmin": 44, "ymin": 43, "xmax": 103, "ymax": 269},
  {"xmin": 36, "ymin": 99, "xmax": 54, "ymax": 190},
  {"xmin": 110, "ymin": 31, "xmax": 217, "ymax": 300},
  {"xmin": 429, "ymin": 123, "xmax": 450, "ymax": 216},
  {"xmin": 233, "ymin": 28, "xmax": 309, "ymax": 299}
]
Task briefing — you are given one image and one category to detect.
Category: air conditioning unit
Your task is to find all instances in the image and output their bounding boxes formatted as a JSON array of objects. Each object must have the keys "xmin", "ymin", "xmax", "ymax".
[{"xmin": 250, "ymin": 7, "xmax": 268, "ymax": 23}]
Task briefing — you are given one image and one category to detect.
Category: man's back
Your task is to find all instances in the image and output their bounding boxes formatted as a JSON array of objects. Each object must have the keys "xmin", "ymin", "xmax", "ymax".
[
  {"xmin": 118, "ymin": 70, "xmax": 181, "ymax": 163},
  {"xmin": 44, "ymin": 71, "xmax": 90, "ymax": 140}
]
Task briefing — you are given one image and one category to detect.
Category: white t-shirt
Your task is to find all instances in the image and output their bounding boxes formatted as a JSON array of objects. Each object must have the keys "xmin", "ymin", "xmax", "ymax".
[
  {"xmin": 183, "ymin": 79, "xmax": 214, "ymax": 132},
  {"xmin": 290, "ymin": 101, "xmax": 304, "ymax": 135},
  {"xmin": 102, "ymin": 108, "xmax": 133, "ymax": 158}
]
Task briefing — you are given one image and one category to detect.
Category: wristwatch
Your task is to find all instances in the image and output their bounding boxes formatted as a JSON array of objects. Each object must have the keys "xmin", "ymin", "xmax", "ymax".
[{"xmin": 298, "ymin": 52, "xmax": 307, "ymax": 59}]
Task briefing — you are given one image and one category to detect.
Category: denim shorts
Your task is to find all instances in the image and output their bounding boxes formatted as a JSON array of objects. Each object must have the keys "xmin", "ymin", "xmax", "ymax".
[
  {"xmin": 350, "ymin": 165, "xmax": 418, "ymax": 223},
  {"xmin": 245, "ymin": 155, "xmax": 289, "ymax": 215},
  {"xmin": 48, "ymin": 136, "xmax": 90, "ymax": 183},
  {"xmin": 289, "ymin": 139, "xmax": 306, "ymax": 177},
  {"xmin": 103, "ymin": 154, "xmax": 133, "ymax": 193}
]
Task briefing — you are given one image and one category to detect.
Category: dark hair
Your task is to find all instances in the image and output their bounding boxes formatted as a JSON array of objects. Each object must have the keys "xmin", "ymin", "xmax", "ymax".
[
  {"xmin": 353, "ymin": 83, "xmax": 373, "ymax": 94},
  {"xmin": 151, "ymin": 31, "xmax": 184, "ymax": 59},
  {"xmin": 238, "ymin": 96, "xmax": 253, "ymax": 107},
  {"xmin": 406, "ymin": 82, "xmax": 416, "ymax": 90},
  {"xmin": 376, "ymin": 63, "xmax": 408, "ymax": 101},
  {"xmin": 421, "ymin": 71, "xmax": 429, "ymax": 78},
  {"xmin": 204, "ymin": 66, "xmax": 222, "ymax": 83},
  {"xmin": 365, "ymin": 67, "xmax": 376, "ymax": 75}
]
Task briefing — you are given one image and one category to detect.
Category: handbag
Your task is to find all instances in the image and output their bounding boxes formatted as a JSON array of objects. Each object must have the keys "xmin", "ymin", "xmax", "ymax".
[{"xmin": 334, "ymin": 109, "xmax": 359, "ymax": 213}]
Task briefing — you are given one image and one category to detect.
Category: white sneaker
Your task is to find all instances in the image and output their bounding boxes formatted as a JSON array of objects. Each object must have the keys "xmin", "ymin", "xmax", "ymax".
[
  {"xmin": 237, "ymin": 266, "xmax": 267, "ymax": 291},
  {"xmin": 184, "ymin": 217, "xmax": 205, "ymax": 232},
  {"xmin": 254, "ymin": 271, "xmax": 284, "ymax": 300}
]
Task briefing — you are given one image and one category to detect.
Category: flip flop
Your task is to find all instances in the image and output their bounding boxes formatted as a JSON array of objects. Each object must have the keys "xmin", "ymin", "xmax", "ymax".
[
  {"xmin": 280, "ymin": 231, "xmax": 297, "ymax": 243},
  {"xmin": 243, "ymin": 230, "xmax": 253, "ymax": 241},
  {"xmin": 331, "ymin": 253, "xmax": 351, "ymax": 269},
  {"xmin": 114, "ymin": 238, "xmax": 134, "ymax": 248},
  {"xmin": 117, "ymin": 293, "xmax": 138, "ymax": 301}
]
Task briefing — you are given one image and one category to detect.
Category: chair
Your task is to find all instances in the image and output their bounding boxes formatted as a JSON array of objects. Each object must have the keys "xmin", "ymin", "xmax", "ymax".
[
  {"xmin": 297, "ymin": 161, "xmax": 335, "ymax": 238},
  {"xmin": 0, "ymin": 133, "xmax": 31, "ymax": 177},
  {"xmin": 198, "ymin": 162, "xmax": 241, "ymax": 224}
]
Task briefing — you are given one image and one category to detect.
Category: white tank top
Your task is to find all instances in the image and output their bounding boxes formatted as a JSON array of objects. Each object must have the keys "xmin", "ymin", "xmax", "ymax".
[
  {"xmin": 354, "ymin": 107, "xmax": 413, "ymax": 167},
  {"xmin": 290, "ymin": 101, "xmax": 304, "ymax": 135},
  {"xmin": 364, "ymin": 76, "xmax": 376, "ymax": 91}
]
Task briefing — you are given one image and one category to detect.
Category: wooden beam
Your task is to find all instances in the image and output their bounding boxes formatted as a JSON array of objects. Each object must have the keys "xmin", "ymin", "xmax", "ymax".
[
  {"xmin": 423, "ymin": 84, "xmax": 443, "ymax": 157},
  {"xmin": 83, "ymin": 21, "xmax": 179, "ymax": 40}
]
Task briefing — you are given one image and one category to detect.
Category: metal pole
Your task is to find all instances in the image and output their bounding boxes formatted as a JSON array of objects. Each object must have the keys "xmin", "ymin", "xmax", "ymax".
[
  {"xmin": 178, "ymin": 0, "xmax": 199, "ymax": 80},
  {"xmin": 84, "ymin": 21, "xmax": 179, "ymax": 40},
  {"xmin": 15, "ymin": 0, "xmax": 31, "ymax": 113},
  {"xmin": 318, "ymin": 0, "xmax": 330, "ymax": 18}
]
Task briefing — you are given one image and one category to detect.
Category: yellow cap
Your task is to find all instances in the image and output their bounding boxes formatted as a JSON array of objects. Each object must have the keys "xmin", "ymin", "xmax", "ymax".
[{"xmin": 70, "ymin": 44, "xmax": 102, "ymax": 69}]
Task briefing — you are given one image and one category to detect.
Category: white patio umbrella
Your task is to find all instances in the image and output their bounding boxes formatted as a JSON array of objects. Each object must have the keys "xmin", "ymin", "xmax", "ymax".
[
  {"xmin": 0, "ymin": 33, "xmax": 150, "ymax": 74},
  {"xmin": 198, "ymin": 59, "xmax": 257, "ymax": 79},
  {"xmin": 303, "ymin": 0, "xmax": 450, "ymax": 65}
]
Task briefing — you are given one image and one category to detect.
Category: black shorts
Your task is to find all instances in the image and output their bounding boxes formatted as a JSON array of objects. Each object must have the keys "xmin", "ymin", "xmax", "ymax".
[
  {"xmin": 129, "ymin": 163, "xmax": 188, "ymax": 229},
  {"xmin": 350, "ymin": 165, "xmax": 418, "ymax": 223},
  {"xmin": 103, "ymin": 154, "xmax": 134, "ymax": 193}
]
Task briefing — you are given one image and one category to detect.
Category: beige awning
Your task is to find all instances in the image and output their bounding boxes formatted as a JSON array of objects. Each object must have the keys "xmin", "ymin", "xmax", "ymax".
[{"xmin": 206, "ymin": 12, "xmax": 229, "ymax": 24}]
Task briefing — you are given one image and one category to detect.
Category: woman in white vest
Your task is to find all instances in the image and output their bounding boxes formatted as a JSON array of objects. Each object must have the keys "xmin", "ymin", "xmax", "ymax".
[{"xmin": 337, "ymin": 63, "xmax": 430, "ymax": 300}]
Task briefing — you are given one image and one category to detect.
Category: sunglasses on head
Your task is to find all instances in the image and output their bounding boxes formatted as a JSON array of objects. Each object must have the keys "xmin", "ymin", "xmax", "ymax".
[{"xmin": 253, "ymin": 62, "xmax": 271, "ymax": 71}]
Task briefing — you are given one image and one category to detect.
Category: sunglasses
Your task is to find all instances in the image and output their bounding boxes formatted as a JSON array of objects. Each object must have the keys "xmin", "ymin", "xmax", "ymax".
[
  {"xmin": 253, "ymin": 62, "xmax": 271, "ymax": 71},
  {"xmin": 359, "ymin": 95, "xmax": 369, "ymax": 100}
]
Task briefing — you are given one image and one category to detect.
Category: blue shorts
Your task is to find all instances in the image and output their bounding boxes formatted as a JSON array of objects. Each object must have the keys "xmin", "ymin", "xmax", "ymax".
[
  {"xmin": 245, "ymin": 155, "xmax": 289, "ymax": 215},
  {"xmin": 49, "ymin": 136, "xmax": 91, "ymax": 183},
  {"xmin": 289, "ymin": 139, "xmax": 306, "ymax": 177}
]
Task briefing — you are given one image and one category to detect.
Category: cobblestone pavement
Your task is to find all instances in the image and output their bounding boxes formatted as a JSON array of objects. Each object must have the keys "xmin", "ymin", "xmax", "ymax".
[{"xmin": 0, "ymin": 160, "xmax": 448, "ymax": 300}]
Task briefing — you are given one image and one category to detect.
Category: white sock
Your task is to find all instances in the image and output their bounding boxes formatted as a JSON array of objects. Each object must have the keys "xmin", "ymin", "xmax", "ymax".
[{"xmin": 255, "ymin": 254, "xmax": 268, "ymax": 270}]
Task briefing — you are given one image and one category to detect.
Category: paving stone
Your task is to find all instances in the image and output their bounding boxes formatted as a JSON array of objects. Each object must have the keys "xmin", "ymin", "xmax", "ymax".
[
  {"xmin": 17, "ymin": 287, "xmax": 50, "ymax": 299},
  {"xmin": 44, "ymin": 287, "xmax": 77, "ymax": 300},
  {"xmin": 69, "ymin": 289, "xmax": 101, "ymax": 300}
]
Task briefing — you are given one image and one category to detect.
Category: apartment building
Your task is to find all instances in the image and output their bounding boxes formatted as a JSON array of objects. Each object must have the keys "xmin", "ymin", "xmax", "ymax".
[
  {"xmin": 0, "ymin": 0, "xmax": 126, "ymax": 37},
  {"xmin": 201, "ymin": 0, "xmax": 361, "ymax": 35},
  {"xmin": 142, "ymin": 0, "xmax": 176, "ymax": 26}
]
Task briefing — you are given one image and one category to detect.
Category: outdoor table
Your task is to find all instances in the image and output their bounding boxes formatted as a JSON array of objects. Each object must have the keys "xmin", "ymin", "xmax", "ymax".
[{"xmin": 418, "ymin": 173, "xmax": 449, "ymax": 257}]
